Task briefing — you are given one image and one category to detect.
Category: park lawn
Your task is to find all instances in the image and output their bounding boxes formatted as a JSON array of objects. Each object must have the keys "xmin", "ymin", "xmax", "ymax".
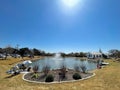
[{"xmin": 0, "ymin": 58, "xmax": 120, "ymax": 90}]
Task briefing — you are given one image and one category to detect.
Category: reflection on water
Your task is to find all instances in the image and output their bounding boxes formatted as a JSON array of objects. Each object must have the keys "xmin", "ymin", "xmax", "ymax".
[{"xmin": 32, "ymin": 57, "xmax": 97, "ymax": 71}]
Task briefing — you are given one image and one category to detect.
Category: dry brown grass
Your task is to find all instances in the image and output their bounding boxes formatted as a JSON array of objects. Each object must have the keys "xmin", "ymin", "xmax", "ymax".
[{"xmin": 0, "ymin": 58, "xmax": 120, "ymax": 90}]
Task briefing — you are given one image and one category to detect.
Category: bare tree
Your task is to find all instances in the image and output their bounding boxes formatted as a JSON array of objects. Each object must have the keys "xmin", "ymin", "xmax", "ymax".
[
  {"xmin": 32, "ymin": 64, "xmax": 39, "ymax": 73},
  {"xmin": 74, "ymin": 64, "xmax": 80, "ymax": 72},
  {"xmin": 42, "ymin": 64, "xmax": 51, "ymax": 76},
  {"xmin": 31, "ymin": 64, "xmax": 39, "ymax": 79},
  {"xmin": 109, "ymin": 49, "xmax": 120, "ymax": 58},
  {"xmin": 80, "ymin": 64, "xmax": 87, "ymax": 73},
  {"xmin": 59, "ymin": 63, "xmax": 67, "ymax": 79}
]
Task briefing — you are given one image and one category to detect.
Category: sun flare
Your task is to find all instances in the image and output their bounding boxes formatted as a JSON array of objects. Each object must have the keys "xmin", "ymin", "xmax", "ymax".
[{"xmin": 61, "ymin": 0, "xmax": 80, "ymax": 8}]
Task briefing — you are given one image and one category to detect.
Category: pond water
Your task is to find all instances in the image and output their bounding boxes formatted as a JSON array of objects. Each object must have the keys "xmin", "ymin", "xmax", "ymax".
[{"xmin": 32, "ymin": 57, "xmax": 97, "ymax": 71}]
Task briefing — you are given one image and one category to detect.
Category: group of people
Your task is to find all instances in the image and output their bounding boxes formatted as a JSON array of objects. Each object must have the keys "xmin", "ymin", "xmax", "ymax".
[{"xmin": 6, "ymin": 61, "xmax": 32, "ymax": 75}]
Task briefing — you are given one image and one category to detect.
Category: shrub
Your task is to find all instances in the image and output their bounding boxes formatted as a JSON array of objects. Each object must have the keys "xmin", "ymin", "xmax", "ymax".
[
  {"xmin": 42, "ymin": 64, "xmax": 50, "ymax": 76},
  {"xmin": 74, "ymin": 64, "xmax": 80, "ymax": 72},
  {"xmin": 31, "ymin": 73, "xmax": 39, "ymax": 79},
  {"xmin": 60, "ymin": 63, "xmax": 67, "ymax": 79},
  {"xmin": 73, "ymin": 73, "xmax": 82, "ymax": 80},
  {"xmin": 45, "ymin": 74, "xmax": 54, "ymax": 82},
  {"xmin": 32, "ymin": 64, "xmax": 39, "ymax": 73},
  {"xmin": 80, "ymin": 64, "xmax": 87, "ymax": 73}
]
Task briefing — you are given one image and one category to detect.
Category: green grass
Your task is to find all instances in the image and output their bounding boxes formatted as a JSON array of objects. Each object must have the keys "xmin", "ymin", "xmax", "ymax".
[{"xmin": 0, "ymin": 58, "xmax": 120, "ymax": 90}]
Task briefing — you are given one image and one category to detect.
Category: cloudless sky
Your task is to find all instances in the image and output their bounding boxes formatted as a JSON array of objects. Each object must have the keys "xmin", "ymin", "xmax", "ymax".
[{"xmin": 0, "ymin": 0, "xmax": 120, "ymax": 53}]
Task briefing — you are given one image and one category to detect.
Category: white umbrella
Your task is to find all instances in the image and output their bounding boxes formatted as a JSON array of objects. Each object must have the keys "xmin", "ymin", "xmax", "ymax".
[{"xmin": 22, "ymin": 60, "xmax": 32, "ymax": 65}]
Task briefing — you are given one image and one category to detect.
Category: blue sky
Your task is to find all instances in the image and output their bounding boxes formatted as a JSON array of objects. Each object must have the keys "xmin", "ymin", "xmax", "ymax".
[{"xmin": 0, "ymin": 0, "xmax": 120, "ymax": 53}]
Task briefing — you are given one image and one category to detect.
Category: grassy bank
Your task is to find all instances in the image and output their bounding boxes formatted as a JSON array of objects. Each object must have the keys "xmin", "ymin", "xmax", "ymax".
[{"xmin": 0, "ymin": 58, "xmax": 120, "ymax": 90}]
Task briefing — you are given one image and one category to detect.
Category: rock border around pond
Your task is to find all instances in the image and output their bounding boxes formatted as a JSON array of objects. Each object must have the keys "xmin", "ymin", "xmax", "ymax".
[{"xmin": 22, "ymin": 70, "xmax": 96, "ymax": 84}]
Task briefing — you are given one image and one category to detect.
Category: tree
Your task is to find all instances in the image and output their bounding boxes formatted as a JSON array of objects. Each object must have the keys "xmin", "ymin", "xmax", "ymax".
[
  {"xmin": 109, "ymin": 49, "xmax": 120, "ymax": 58},
  {"xmin": 42, "ymin": 64, "xmax": 51, "ymax": 76},
  {"xmin": 80, "ymin": 64, "xmax": 87, "ymax": 73},
  {"xmin": 2, "ymin": 46, "xmax": 16, "ymax": 59},
  {"xmin": 33, "ymin": 48, "xmax": 41, "ymax": 55},
  {"xmin": 99, "ymin": 48, "xmax": 102, "ymax": 53},
  {"xmin": 19, "ymin": 48, "xmax": 32, "ymax": 58},
  {"xmin": 0, "ymin": 48, "xmax": 3, "ymax": 53},
  {"xmin": 75, "ymin": 53, "xmax": 80, "ymax": 57},
  {"xmin": 74, "ymin": 64, "xmax": 80, "ymax": 72},
  {"xmin": 13, "ymin": 49, "xmax": 19, "ymax": 54},
  {"xmin": 40, "ymin": 50, "xmax": 45, "ymax": 56},
  {"xmin": 102, "ymin": 54, "xmax": 108, "ymax": 59},
  {"xmin": 61, "ymin": 52, "xmax": 66, "ymax": 57},
  {"xmin": 79, "ymin": 52, "xmax": 86, "ymax": 57},
  {"xmin": 3, "ymin": 46, "xmax": 16, "ymax": 54},
  {"xmin": 59, "ymin": 63, "xmax": 67, "ymax": 79},
  {"xmin": 45, "ymin": 52, "xmax": 54, "ymax": 56},
  {"xmin": 31, "ymin": 64, "xmax": 39, "ymax": 79}
]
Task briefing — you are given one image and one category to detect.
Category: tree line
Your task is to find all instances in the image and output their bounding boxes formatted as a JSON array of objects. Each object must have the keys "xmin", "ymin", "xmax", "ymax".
[
  {"xmin": 61, "ymin": 52, "xmax": 87, "ymax": 57},
  {"xmin": 0, "ymin": 46, "xmax": 120, "ymax": 59},
  {"xmin": 0, "ymin": 46, "xmax": 54, "ymax": 59},
  {"xmin": 108, "ymin": 49, "xmax": 120, "ymax": 58},
  {"xmin": 61, "ymin": 49, "xmax": 120, "ymax": 59}
]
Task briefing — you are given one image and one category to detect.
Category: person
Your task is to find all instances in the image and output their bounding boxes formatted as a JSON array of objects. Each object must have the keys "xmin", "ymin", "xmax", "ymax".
[
  {"xmin": 97, "ymin": 64, "xmax": 101, "ymax": 69},
  {"xmin": 27, "ymin": 67, "xmax": 31, "ymax": 72},
  {"xmin": 21, "ymin": 64, "xmax": 26, "ymax": 71},
  {"xmin": 11, "ymin": 66, "xmax": 20, "ymax": 75}
]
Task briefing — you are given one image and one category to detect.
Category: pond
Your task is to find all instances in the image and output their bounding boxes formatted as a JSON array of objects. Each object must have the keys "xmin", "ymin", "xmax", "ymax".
[{"xmin": 32, "ymin": 57, "xmax": 97, "ymax": 71}]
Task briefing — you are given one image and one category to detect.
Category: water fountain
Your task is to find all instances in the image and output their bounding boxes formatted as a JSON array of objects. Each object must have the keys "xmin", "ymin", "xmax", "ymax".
[
  {"xmin": 32, "ymin": 53, "xmax": 97, "ymax": 71},
  {"xmin": 24, "ymin": 54, "xmax": 96, "ymax": 83},
  {"xmin": 52, "ymin": 53, "xmax": 63, "ymax": 60}
]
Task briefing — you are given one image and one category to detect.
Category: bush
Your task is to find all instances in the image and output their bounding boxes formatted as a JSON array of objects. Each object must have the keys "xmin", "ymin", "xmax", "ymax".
[
  {"xmin": 32, "ymin": 64, "xmax": 39, "ymax": 73},
  {"xmin": 73, "ymin": 73, "xmax": 82, "ymax": 80},
  {"xmin": 59, "ymin": 63, "xmax": 67, "ymax": 79},
  {"xmin": 42, "ymin": 64, "xmax": 50, "ymax": 76},
  {"xmin": 80, "ymin": 64, "xmax": 87, "ymax": 73},
  {"xmin": 31, "ymin": 73, "xmax": 39, "ymax": 79},
  {"xmin": 74, "ymin": 64, "xmax": 80, "ymax": 72},
  {"xmin": 45, "ymin": 74, "xmax": 54, "ymax": 82}
]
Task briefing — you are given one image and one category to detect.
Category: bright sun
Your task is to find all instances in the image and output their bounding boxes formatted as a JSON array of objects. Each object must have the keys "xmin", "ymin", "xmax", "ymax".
[{"xmin": 61, "ymin": 0, "xmax": 80, "ymax": 8}]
